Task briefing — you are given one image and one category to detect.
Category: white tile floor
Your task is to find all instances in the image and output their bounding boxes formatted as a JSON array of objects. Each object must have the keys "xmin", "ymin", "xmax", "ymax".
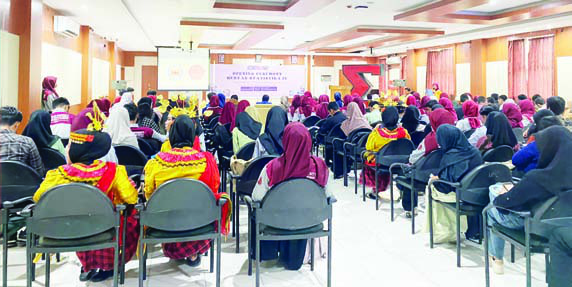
[{"xmin": 2, "ymin": 175, "xmax": 548, "ymax": 286}]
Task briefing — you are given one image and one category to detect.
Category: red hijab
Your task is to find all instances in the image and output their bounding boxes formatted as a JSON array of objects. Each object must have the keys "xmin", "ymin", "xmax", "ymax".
[
  {"xmin": 301, "ymin": 92, "xmax": 316, "ymax": 117},
  {"xmin": 266, "ymin": 123, "xmax": 328, "ymax": 187},
  {"xmin": 237, "ymin": 100, "xmax": 250, "ymax": 114},
  {"xmin": 341, "ymin": 95, "xmax": 353, "ymax": 111},
  {"xmin": 440, "ymin": 92, "xmax": 449, "ymax": 100},
  {"xmin": 424, "ymin": 109, "xmax": 457, "ymax": 155},
  {"xmin": 462, "ymin": 100, "xmax": 481, "ymax": 129},
  {"xmin": 519, "ymin": 99, "xmax": 535, "ymax": 117},
  {"xmin": 318, "ymin": 94, "xmax": 329, "ymax": 104},
  {"xmin": 502, "ymin": 103, "xmax": 524, "ymax": 128},
  {"xmin": 289, "ymin": 95, "xmax": 302, "ymax": 116},
  {"xmin": 439, "ymin": 97, "xmax": 457, "ymax": 120},
  {"xmin": 42, "ymin": 76, "xmax": 59, "ymax": 100},
  {"xmin": 219, "ymin": 102, "xmax": 236, "ymax": 128},
  {"xmin": 406, "ymin": 95, "xmax": 418, "ymax": 108}
]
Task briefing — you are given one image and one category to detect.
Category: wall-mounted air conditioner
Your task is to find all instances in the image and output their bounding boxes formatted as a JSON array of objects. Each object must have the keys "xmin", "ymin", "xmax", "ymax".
[
  {"xmin": 54, "ymin": 16, "xmax": 79, "ymax": 38},
  {"xmin": 386, "ymin": 56, "xmax": 402, "ymax": 65}
]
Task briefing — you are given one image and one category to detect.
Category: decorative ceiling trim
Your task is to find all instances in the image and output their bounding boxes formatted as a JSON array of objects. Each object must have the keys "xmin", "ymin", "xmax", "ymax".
[{"xmin": 213, "ymin": 0, "xmax": 300, "ymax": 12}]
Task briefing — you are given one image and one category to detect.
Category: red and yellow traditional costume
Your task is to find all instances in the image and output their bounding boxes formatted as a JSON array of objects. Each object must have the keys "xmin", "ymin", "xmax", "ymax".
[
  {"xmin": 361, "ymin": 126, "xmax": 410, "ymax": 191},
  {"xmin": 144, "ymin": 146, "xmax": 231, "ymax": 259}
]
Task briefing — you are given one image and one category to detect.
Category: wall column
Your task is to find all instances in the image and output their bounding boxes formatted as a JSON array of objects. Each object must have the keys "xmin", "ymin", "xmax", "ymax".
[
  {"xmin": 108, "ymin": 41, "xmax": 116, "ymax": 102},
  {"xmin": 470, "ymin": 39, "xmax": 487, "ymax": 98},
  {"xmin": 80, "ymin": 25, "xmax": 91, "ymax": 106},
  {"xmin": 406, "ymin": 49, "xmax": 416, "ymax": 92},
  {"xmin": 9, "ymin": 0, "xmax": 42, "ymax": 126}
]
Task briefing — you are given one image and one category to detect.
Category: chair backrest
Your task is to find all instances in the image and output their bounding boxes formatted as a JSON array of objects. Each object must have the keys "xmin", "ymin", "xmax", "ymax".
[
  {"xmin": 325, "ymin": 123, "xmax": 345, "ymax": 144},
  {"xmin": 347, "ymin": 128, "xmax": 372, "ymax": 142},
  {"xmin": 114, "ymin": 145, "xmax": 148, "ymax": 166},
  {"xmin": 38, "ymin": 148, "xmax": 66, "ymax": 173},
  {"xmin": 464, "ymin": 129, "xmax": 476, "ymax": 139},
  {"xmin": 512, "ymin": 128, "xmax": 525, "ymax": 144},
  {"xmin": 259, "ymin": 178, "xmax": 330, "ymax": 230},
  {"xmin": 0, "ymin": 161, "xmax": 43, "ymax": 203},
  {"xmin": 236, "ymin": 142, "xmax": 256, "ymax": 160},
  {"xmin": 482, "ymin": 145, "xmax": 514, "ymax": 162},
  {"xmin": 376, "ymin": 138, "xmax": 415, "ymax": 167},
  {"xmin": 237, "ymin": 155, "xmax": 278, "ymax": 195},
  {"xmin": 370, "ymin": 121, "xmax": 381, "ymax": 129},
  {"xmin": 142, "ymin": 178, "xmax": 218, "ymax": 231},
  {"xmin": 303, "ymin": 115, "xmax": 321, "ymax": 128},
  {"xmin": 413, "ymin": 149, "xmax": 444, "ymax": 183},
  {"xmin": 206, "ymin": 115, "xmax": 220, "ymax": 128},
  {"xmin": 531, "ymin": 189, "xmax": 572, "ymax": 236},
  {"xmin": 315, "ymin": 119, "xmax": 325, "ymax": 128},
  {"xmin": 137, "ymin": 138, "xmax": 156, "ymax": 157},
  {"xmin": 409, "ymin": 131, "xmax": 426, "ymax": 147},
  {"xmin": 29, "ymin": 183, "xmax": 116, "ymax": 239},
  {"xmin": 458, "ymin": 163, "xmax": 512, "ymax": 206}
]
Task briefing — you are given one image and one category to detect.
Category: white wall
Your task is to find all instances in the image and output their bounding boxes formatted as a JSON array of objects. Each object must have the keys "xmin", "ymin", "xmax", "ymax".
[
  {"xmin": 0, "ymin": 31, "xmax": 19, "ymax": 108},
  {"xmin": 456, "ymin": 63, "xmax": 471, "ymax": 96},
  {"xmin": 133, "ymin": 56, "xmax": 157, "ymax": 100},
  {"xmin": 312, "ymin": 66, "xmax": 336, "ymax": 97},
  {"xmin": 41, "ymin": 43, "xmax": 82, "ymax": 105},
  {"xmin": 91, "ymin": 58, "xmax": 110, "ymax": 100},
  {"xmin": 416, "ymin": 66, "xmax": 427, "ymax": 95},
  {"xmin": 486, "ymin": 61, "xmax": 508, "ymax": 96},
  {"xmin": 557, "ymin": 56, "xmax": 572, "ymax": 102}
]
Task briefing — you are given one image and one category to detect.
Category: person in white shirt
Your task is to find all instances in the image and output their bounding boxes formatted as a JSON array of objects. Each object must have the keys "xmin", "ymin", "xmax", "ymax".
[{"xmin": 50, "ymin": 97, "xmax": 73, "ymax": 142}]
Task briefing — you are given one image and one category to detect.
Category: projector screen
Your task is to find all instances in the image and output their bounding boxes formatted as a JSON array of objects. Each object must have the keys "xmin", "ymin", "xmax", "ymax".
[{"xmin": 157, "ymin": 47, "xmax": 210, "ymax": 91}]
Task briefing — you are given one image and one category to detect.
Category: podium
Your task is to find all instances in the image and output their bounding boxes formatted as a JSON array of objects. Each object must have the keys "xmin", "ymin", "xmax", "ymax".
[{"xmin": 328, "ymin": 85, "xmax": 352, "ymax": 101}]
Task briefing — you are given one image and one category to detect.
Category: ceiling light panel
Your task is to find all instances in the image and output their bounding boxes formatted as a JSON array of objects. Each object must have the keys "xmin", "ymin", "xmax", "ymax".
[
  {"xmin": 199, "ymin": 29, "xmax": 249, "ymax": 45},
  {"xmin": 463, "ymin": 0, "xmax": 543, "ymax": 13},
  {"xmin": 326, "ymin": 35, "xmax": 385, "ymax": 48}
]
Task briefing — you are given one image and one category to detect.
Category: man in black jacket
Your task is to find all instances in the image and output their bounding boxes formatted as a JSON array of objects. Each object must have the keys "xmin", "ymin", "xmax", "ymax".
[{"xmin": 318, "ymin": 102, "xmax": 346, "ymax": 165}]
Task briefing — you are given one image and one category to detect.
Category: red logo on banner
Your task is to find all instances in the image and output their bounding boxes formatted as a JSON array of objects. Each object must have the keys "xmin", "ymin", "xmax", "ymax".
[{"xmin": 342, "ymin": 65, "xmax": 381, "ymax": 97}]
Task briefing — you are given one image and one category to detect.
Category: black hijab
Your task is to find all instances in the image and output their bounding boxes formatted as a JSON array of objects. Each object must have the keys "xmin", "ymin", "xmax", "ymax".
[
  {"xmin": 527, "ymin": 109, "xmax": 554, "ymax": 135},
  {"xmin": 382, "ymin": 106, "xmax": 399, "ymax": 130},
  {"xmin": 69, "ymin": 129, "xmax": 112, "ymax": 164},
  {"xmin": 436, "ymin": 124, "xmax": 482, "ymax": 193},
  {"xmin": 495, "ymin": 126, "xmax": 572, "ymax": 211},
  {"xmin": 259, "ymin": 106, "xmax": 288, "ymax": 155},
  {"xmin": 22, "ymin": 110, "xmax": 58, "ymax": 149},
  {"xmin": 235, "ymin": 111, "xmax": 262, "ymax": 140},
  {"xmin": 401, "ymin": 105, "xmax": 420, "ymax": 134},
  {"xmin": 485, "ymin": 112, "xmax": 518, "ymax": 148},
  {"xmin": 169, "ymin": 115, "xmax": 196, "ymax": 148}
]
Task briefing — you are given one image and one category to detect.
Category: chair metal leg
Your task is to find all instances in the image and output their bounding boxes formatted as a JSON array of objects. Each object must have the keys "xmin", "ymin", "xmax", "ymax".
[
  {"xmin": 121, "ymin": 212, "xmax": 127, "ymax": 285},
  {"xmin": 26, "ymin": 232, "xmax": 32, "ymax": 287},
  {"xmin": 456, "ymin": 209, "xmax": 461, "ymax": 268},
  {"xmin": 428, "ymin": 185, "xmax": 434, "ymax": 249},
  {"xmin": 2, "ymin": 209, "xmax": 8, "ymax": 287},
  {"xmin": 483, "ymin": 212, "xmax": 490, "ymax": 287},
  {"xmin": 138, "ymin": 230, "xmax": 144, "ymax": 287},
  {"xmin": 236, "ymin": 193, "xmax": 240, "ymax": 253},
  {"xmin": 411, "ymin": 188, "xmax": 415, "ymax": 235},
  {"xmin": 216, "ymin": 235, "xmax": 221, "ymax": 287},
  {"xmin": 362, "ymin": 167, "xmax": 366, "ymax": 202},
  {"xmin": 510, "ymin": 244, "xmax": 515, "ymax": 263},
  {"xmin": 310, "ymin": 239, "xmax": 315, "ymax": 271},
  {"xmin": 354, "ymin": 159, "xmax": 358, "ymax": 195},
  {"xmin": 343, "ymin": 152, "xmax": 348, "ymax": 187},
  {"xmin": 45, "ymin": 253, "xmax": 50, "ymax": 287},
  {"xmin": 255, "ymin": 231, "xmax": 260, "ymax": 287},
  {"xmin": 545, "ymin": 253, "xmax": 550, "ymax": 283},
  {"xmin": 247, "ymin": 209, "xmax": 252, "ymax": 276},
  {"xmin": 525, "ymin": 219, "xmax": 531, "ymax": 287},
  {"xmin": 56, "ymin": 253, "xmax": 60, "ymax": 263},
  {"xmin": 375, "ymin": 169, "xmax": 379, "ymax": 210},
  {"xmin": 210, "ymin": 240, "xmax": 214, "ymax": 273},
  {"xmin": 143, "ymin": 245, "xmax": 148, "ymax": 281},
  {"xmin": 390, "ymin": 173, "xmax": 394, "ymax": 221},
  {"xmin": 327, "ymin": 219, "xmax": 332, "ymax": 287},
  {"xmin": 113, "ymin": 237, "xmax": 119, "ymax": 287},
  {"xmin": 230, "ymin": 175, "xmax": 235, "ymax": 238}
]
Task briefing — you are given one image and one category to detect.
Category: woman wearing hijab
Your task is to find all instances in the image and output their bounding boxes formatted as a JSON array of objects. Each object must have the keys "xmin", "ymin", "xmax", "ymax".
[
  {"xmin": 525, "ymin": 109, "xmax": 554, "ymax": 141},
  {"xmin": 406, "ymin": 95, "xmax": 418, "ymax": 108},
  {"xmin": 401, "ymin": 105, "xmax": 425, "ymax": 135},
  {"xmin": 315, "ymin": 102, "xmax": 329, "ymax": 119},
  {"xmin": 219, "ymin": 101, "xmax": 236, "ymax": 127},
  {"xmin": 103, "ymin": 107, "xmax": 139, "ymax": 149},
  {"xmin": 361, "ymin": 107, "xmax": 410, "ymax": 198},
  {"xmin": 254, "ymin": 106, "xmax": 288, "ymax": 157},
  {"xmin": 144, "ymin": 115, "xmax": 231, "ymax": 268},
  {"xmin": 237, "ymin": 100, "xmax": 250, "ymax": 115},
  {"xmin": 456, "ymin": 100, "xmax": 481, "ymax": 132},
  {"xmin": 87, "ymin": 99, "xmax": 112, "ymax": 117},
  {"xmin": 287, "ymin": 95, "xmax": 302, "ymax": 122},
  {"xmin": 439, "ymin": 97, "xmax": 458, "ymax": 120},
  {"xmin": 518, "ymin": 99, "xmax": 535, "ymax": 127},
  {"xmin": 332, "ymin": 102, "xmax": 372, "ymax": 178},
  {"xmin": 22, "ymin": 110, "xmax": 66, "ymax": 155},
  {"xmin": 233, "ymin": 106, "xmax": 263, "ymax": 154},
  {"xmin": 334, "ymin": 92, "xmax": 343, "ymax": 108},
  {"xmin": 112, "ymin": 92, "xmax": 133, "ymax": 111},
  {"xmin": 486, "ymin": 126, "xmax": 572, "ymax": 274},
  {"xmin": 340, "ymin": 95, "xmax": 353, "ymax": 112},
  {"xmin": 318, "ymin": 94, "xmax": 329, "ymax": 104},
  {"xmin": 217, "ymin": 93, "xmax": 226, "ymax": 108},
  {"xmin": 42, "ymin": 76, "xmax": 59, "ymax": 111},
  {"xmin": 137, "ymin": 102, "xmax": 162, "ymax": 134},
  {"xmin": 300, "ymin": 92, "xmax": 316, "ymax": 119},
  {"xmin": 432, "ymin": 83, "xmax": 442, "ymax": 99},
  {"xmin": 502, "ymin": 102, "xmax": 524, "ymax": 129},
  {"xmin": 279, "ymin": 96, "xmax": 290, "ymax": 112},
  {"xmin": 476, "ymin": 112, "xmax": 518, "ymax": 152},
  {"xmin": 352, "ymin": 96, "xmax": 366, "ymax": 115},
  {"xmin": 203, "ymin": 96, "xmax": 222, "ymax": 123},
  {"xmin": 33, "ymin": 128, "xmax": 138, "ymax": 282},
  {"xmin": 213, "ymin": 102, "xmax": 237, "ymax": 155},
  {"xmin": 512, "ymin": 116, "xmax": 562, "ymax": 176},
  {"xmin": 428, "ymin": 124, "xmax": 483, "ymax": 243},
  {"xmin": 402, "ymin": 109, "xmax": 457, "ymax": 213},
  {"xmin": 252, "ymin": 122, "xmax": 330, "ymax": 270}
]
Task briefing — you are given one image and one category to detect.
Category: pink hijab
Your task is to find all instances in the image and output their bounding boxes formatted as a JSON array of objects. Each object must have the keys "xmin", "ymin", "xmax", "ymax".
[
  {"xmin": 42, "ymin": 76, "xmax": 59, "ymax": 100},
  {"xmin": 502, "ymin": 103, "xmax": 524, "ymax": 128},
  {"xmin": 341, "ymin": 102, "xmax": 371, "ymax": 136},
  {"xmin": 439, "ymin": 97, "xmax": 458, "ymax": 120},
  {"xmin": 462, "ymin": 100, "xmax": 481, "ymax": 129},
  {"xmin": 440, "ymin": 92, "xmax": 449, "ymax": 100},
  {"xmin": 406, "ymin": 95, "xmax": 418, "ymax": 108},
  {"xmin": 318, "ymin": 94, "xmax": 329, "ymax": 104},
  {"xmin": 316, "ymin": 103, "xmax": 329, "ymax": 119},
  {"xmin": 301, "ymin": 92, "xmax": 316, "ymax": 117},
  {"xmin": 266, "ymin": 122, "xmax": 328, "ymax": 187}
]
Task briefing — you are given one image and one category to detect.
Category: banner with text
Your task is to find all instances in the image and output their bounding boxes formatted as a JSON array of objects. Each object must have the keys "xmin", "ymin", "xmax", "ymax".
[{"xmin": 210, "ymin": 64, "xmax": 307, "ymax": 100}]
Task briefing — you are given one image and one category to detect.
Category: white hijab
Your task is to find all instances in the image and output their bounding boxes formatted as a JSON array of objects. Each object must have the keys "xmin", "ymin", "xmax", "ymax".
[{"xmin": 103, "ymin": 107, "xmax": 139, "ymax": 148}]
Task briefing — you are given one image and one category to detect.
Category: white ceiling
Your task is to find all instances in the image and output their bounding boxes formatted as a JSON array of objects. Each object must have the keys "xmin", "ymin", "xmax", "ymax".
[
  {"xmin": 464, "ymin": 0, "xmax": 542, "ymax": 13},
  {"xmin": 42, "ymin": 0, "xmax": 568, "ymax": 54}
]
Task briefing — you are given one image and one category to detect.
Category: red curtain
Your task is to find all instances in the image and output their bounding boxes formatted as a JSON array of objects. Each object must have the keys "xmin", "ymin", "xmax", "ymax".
[
  {"xmin": 527, "ymin": 36, "xmax": 554, "ymax": 99},
  {"xmin": 379, "ymin": 58, "xmax": 387, "ymax": 93},
  {"xmin": 508, "ymin": 39, "xmax": 527, "ymax": 99},
  {"xmin": 426, "ymin": 48, "xmax": 455, "ymax": 96}
]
